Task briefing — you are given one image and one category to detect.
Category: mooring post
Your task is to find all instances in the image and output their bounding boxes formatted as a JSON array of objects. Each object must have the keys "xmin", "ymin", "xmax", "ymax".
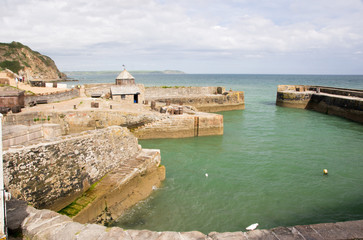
[{"xmin": 151, "ymin": 101, "xmax": 156, "ymax": 110}]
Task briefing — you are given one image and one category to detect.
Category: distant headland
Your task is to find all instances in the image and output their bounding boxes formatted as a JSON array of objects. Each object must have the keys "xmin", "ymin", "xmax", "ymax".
[{"xmin": 64, "ymin": 70, "xmax": 185, "ymax": 75}]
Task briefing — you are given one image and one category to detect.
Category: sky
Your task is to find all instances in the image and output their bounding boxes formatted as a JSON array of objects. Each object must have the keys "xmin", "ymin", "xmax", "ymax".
[{"xmin": 1, "ymin": 0, "xmax": 363, "ymax": 74}]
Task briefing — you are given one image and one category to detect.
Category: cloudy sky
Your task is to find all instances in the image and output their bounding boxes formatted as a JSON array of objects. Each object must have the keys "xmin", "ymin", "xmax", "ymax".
[{"xmin": 1, "ymin": 0, "xmax": 363, "ymax": 74}]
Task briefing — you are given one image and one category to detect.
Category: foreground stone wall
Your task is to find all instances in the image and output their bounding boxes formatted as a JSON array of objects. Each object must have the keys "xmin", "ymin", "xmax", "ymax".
[
  {"xmin": 3, "ymin": 126, "xmax": 140, "ymax": 211},
  {"xmin": 7, "ymin": 199, "xmax": 363, "ymax": 240},
  {"xmin": 276, "ymin": 85, "xmax": 363, "ymax": 123}
]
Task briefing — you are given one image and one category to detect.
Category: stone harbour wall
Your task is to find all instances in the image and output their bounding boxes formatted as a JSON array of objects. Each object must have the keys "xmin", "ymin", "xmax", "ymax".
[
  {"xmin": 7, "ymin": 199, "xmax": 363, "ymax": 240},
  {"xmin": 132, "ymin": 113, "xmax": 223, "ymax": 139},
  {"xmin": 307, "ymin": 93, "xmax": 363, "ymax": 123},
  {"xmin": 145, "ymin": 86, "xmax": 223, "ymax": 97},
  {"xmin": 84, "ymin": 83, "xmax": 113, "ymax": 97},
  {"xmin": 25, "ymin": 88, "xmax": 80, "ymax": 106},
  {"xmin": 2, "ymin": 110, "xmax": 224, "ymax": 139},
  {"xmin": 3, "ymin": 110, "xmax": 167, "ymax": 135},
  {"xmin": 2, "ymin": 124, "xmax": 62, "ymax": 149},
  {"xmin": 276, "ymin": 85, "xmax": 363, "ymax": 123},
  {"xmin": 71, "ymin": 149, "xmax": 165, "ymax": 224},
  {"xmin": 3, "ymin": 126, "xmax": 140, "ymax": 211},
  {"xmin": 276, "ymin": 91, "xmax": 313, "ymax": 109},
  {"xmin": 145, "ymin": 87, "xmax": 245, "ymax": 112}
]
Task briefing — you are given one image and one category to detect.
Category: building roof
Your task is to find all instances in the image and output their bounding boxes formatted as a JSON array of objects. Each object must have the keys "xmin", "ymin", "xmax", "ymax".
[
  {"xmin": 111, "ymin": 85, "xmax": 140, "ymax": 95},
  {"xmin": 116, "ymin": 69, "xmax": 135, "ymax": 80}
]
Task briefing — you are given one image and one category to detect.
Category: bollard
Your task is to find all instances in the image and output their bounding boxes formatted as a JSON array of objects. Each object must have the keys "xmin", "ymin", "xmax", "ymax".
[
  {"xmin": 91, "ymin": 102, "xmax": 99, "ymax": 108},
  {"xmin": 151, "ymin": 101, "xmax": 156, "ymax": 110},
  {"xmin": 110, "ymin": 105, "xmax": 112, "ymax": 109},
  {"xmin": 11, "ymin": 106, "xmax": 21, "ymax": 113}
]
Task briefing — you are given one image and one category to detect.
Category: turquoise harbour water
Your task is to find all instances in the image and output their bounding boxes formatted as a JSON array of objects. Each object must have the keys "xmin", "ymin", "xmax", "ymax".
[{"xmin": 68, "ymin": 73, "xmax": 363, "ymax": 233}]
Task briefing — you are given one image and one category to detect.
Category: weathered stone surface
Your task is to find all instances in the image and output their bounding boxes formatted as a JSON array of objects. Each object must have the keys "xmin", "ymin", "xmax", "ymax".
[
  {"xmin": 180, "ymin": 231, "xmax": 208, "ymax": 240},
  {"xmin": 293, "ymin": 225, "xmax": 324, "ymax": 240},
  {"xmin": 276, "ymin": 85, "xmax": 363, "ymax": 124},
  {"xmin": 133, "ymin": 113, "xmax": 223, "ymax": 139},
  {"xmin": 98, "ymin": 227, "xmax": 132, "ymax": 240},
  {"xmin": 21, "ymin": 209, "xmax": 72, "ymax": 238},
  {"xmin": 75, "ymin": 224, "xmax": 108, "ymax": 240},
  {"xmin": 126, "ymin": 229, "xmax": 161, "ymax": 240},
  {"xmin": 3, "ymin": 126, "xmax": 140, "ymax": 210},
  {"xmin": 157, "ymin": 231, "xmax": 183, "ymax": 240},
  {"xmin": 144, "ymin": 86, "xmax": 245, "ymax": 113},
  {"xmin": 310, "ymin": 222, "xmax": 359, "ymax": 239},
  {"xmin": 208, "ymin": 231, "xmax": 247, "ymax": 240},
  {"xmin": 335, "ymin": 220, "xmax": 363, "ymax": 238},
  {"xmin": 245, "ymin": 229, "xmax": 278, "ymax": 240},
  {"xmin": 3, "ymin": 124, "xmax": 62, "ymax": 149},
  {"xmin": 48, "ymin": 222, "xmax": 85, "ymax": 240},
  {"xmin": 6, "ymin": 198, "xmax": 32, "ymax": 231},
  {"xmin": 6, "ymin": 200, "xmax": 363, "ymax": 240},
  {"xmin": 72, "ymin": 149, "xmax": 165, "ymax": 224},
  {"xmin": 271, "ymin": 227, "xmax": 305, "ymax": 240}
]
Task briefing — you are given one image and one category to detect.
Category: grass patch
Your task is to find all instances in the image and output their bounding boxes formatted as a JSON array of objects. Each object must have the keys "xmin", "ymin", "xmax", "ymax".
[
  {"xmin": 0, "ymin": 60, "xmax": 23, "ymax": 73},
  {"xmin": 58, "ymin": 174, "xmax": 108, "ymax": 217},
  {"xmin": 25, "ymin": 90, "xmax": 36, "ymax": 95}
]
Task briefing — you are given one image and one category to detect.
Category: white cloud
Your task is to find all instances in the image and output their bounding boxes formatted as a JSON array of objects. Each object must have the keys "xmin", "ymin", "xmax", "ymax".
[{"xmin": 1, "ymin": 0, "xmax": 363, "ymax": 73}]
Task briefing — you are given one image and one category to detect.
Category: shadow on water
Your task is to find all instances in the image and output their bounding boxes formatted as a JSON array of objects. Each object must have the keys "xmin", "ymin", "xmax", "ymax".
[{"xmin": 261, "ymin": 101, "xmax": 277, "ymax": 106}]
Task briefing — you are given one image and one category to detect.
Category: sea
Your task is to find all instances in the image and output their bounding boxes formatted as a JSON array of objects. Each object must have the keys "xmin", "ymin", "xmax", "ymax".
[{"xmin": 66, "ymin": 72, "xmax": 363, "ymax": 233}]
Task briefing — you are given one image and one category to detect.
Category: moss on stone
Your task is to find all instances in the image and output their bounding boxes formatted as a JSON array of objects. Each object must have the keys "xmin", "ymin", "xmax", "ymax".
[{"xmin": 58, "ymin": 174, "xmax": 108, "ymax": 217}]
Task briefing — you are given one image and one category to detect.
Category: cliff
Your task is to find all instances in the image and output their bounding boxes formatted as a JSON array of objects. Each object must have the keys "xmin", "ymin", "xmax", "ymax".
[{"xmin": 0, "ymin": 41, "xmax": 66, "ymax": 80}]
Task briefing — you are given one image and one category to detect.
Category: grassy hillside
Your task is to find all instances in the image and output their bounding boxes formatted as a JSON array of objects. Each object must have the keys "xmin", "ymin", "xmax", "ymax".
[{"xmin": 0, "ymin": 41, "xmax": 66, "ymax": 80}]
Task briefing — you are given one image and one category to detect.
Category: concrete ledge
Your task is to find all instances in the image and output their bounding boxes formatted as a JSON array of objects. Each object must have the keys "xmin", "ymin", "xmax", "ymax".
[{"xmin": 7, "ymin": 199, "xmax": 363, "ymax": 239}]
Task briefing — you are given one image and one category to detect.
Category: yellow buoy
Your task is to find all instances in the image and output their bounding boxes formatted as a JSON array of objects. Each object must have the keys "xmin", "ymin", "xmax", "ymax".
[{"xmin": 323, "ymin": 169, "xmax": 328, "ymax": 175}]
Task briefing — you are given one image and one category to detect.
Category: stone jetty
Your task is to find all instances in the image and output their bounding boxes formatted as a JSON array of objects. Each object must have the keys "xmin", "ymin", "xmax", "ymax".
[{"xmin": 276, "ymin": 85, "xmax": 363, "ymax": 123}]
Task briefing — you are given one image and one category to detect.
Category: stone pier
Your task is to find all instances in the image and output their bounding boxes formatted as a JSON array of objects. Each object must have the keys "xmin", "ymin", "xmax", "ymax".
[{"xmin": 276, "ymin": 85, "xmax": 363, "ymax": 123}]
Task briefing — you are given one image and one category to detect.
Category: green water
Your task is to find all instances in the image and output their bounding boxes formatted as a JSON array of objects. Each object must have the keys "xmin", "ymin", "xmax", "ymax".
[
  {"xmin": 113, "ymin": 100, "xmax": 362, "ymax": 233},
  {"xmin": 113, "ymin": 109, "xmax": 363, "ymax": 233},
  {"xmin": 68, "ymin": 72, "xmax": 363, "ymax": 233}
]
